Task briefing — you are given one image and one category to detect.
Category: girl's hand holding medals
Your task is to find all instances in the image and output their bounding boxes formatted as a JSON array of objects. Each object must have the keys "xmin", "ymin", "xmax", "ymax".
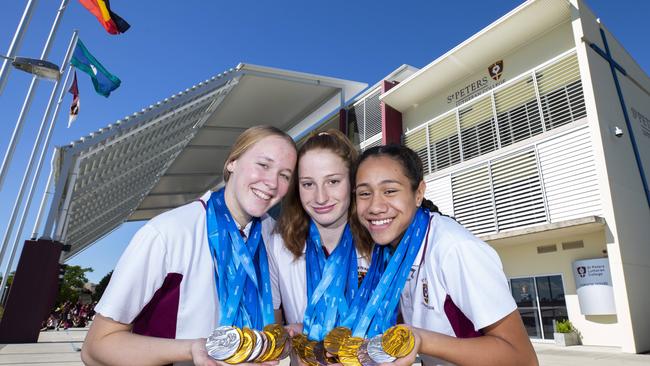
[
  {"xmin": 206, "ymin": 324, "xmax": 291, "ymax": 364},
  {"xmin": 292, "ymin": 325, "xmax": 416, "ymax": 366}
]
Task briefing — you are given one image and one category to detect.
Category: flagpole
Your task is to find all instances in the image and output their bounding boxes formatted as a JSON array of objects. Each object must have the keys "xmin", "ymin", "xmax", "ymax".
[
  {"xmin": 0, "ymin": 0, "xmax": 70, "ymax": 191},
  {"xmin": 0, "ymin": 31, "xmax": 77, "ymax": 291},
  {"xmin": 31, "ymin": 154, "xmax": 56, "ymax": 240},
  {"xmin": 0, "ymin": 0, "xmax": 38, "ymax": 95}
]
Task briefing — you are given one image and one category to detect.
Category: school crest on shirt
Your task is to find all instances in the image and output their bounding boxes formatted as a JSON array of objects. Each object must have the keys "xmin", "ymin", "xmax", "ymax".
[{"xmin": 421, "ymin": 278, "xmax": 435, "ymax": 310}]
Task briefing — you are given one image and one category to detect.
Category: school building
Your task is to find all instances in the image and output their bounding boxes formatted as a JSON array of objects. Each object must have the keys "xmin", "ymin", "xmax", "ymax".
[{"xmin": 314, "ymin": 0, "xmax": 650, "ymax": 354}]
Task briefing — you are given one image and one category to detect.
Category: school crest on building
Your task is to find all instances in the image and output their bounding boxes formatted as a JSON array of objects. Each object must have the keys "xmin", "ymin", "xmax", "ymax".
[{"xmin": 488, "ymin": 60, "xmax": 504, "ymax": 81}]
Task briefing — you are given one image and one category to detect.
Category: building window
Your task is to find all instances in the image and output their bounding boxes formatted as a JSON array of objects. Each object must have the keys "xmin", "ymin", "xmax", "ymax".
[
  {"xmin": 404, "ymin": 52, "xmax": 587, "ymax": 176},
  {"xmin": 349, "ymin": 89, "xmax": 382, "ymax": 151}
]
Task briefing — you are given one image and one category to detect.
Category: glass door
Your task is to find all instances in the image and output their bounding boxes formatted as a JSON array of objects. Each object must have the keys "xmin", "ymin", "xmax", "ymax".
[
  {"xmin": 536, "ymin": 275, "xmax": 567, "ymax": 339},
  {"xmin": 511, "ymin": 277, "xmax": 541, "ymax": 338},
  {"xmin": 510, "ymin": 275, "xmax": 567, "ymax": 340}
]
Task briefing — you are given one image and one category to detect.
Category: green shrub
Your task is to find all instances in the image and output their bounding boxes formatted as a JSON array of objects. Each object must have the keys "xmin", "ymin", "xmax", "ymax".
[{"xmin": 555, "ymin": 319, "xmax": 574, "ymax": 333}]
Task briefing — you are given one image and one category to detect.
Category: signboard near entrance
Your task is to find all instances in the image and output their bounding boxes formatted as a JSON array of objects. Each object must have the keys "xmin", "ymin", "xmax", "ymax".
[{"xmin": 573, "ymin": 258, "xmax": 616, "ymax": 315}]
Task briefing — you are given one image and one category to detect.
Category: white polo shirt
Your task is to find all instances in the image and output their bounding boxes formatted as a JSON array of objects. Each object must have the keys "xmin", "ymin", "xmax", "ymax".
[
  {"xmin": 400, "ymin": 212, "xmax": 516, "ymax": 366},
  {"xmin": 266, "ymin": 231, "xmax": 370, "ymax": 325},
  {"xmin": 96, "ymin": 191, "xmax": 276, "ymax": 349}
]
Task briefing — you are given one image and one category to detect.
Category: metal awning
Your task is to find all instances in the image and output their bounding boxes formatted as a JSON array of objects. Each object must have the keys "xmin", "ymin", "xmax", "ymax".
[
  {"xmin": 41, "ymin": 63, "xmax": 366, "ymax": 259},
  {"xmin": 381, "ymin": 0, "xmax": 572, "ymax": 112}
]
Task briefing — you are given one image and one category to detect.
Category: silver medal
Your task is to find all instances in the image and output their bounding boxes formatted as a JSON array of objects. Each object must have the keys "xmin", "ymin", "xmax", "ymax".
[
  {"xmin": 358, "ymin": 339, "xmax": 378, "ymax": 366},
  {"xmin": 206, "ymin": 326, "xmax": 242, "ymax": 361},
  {"xmin": 246, "ymin": 329, "xmax": 264, "ymax": 361},
  {"xmin": 367, "ymin": 334, "xmax": 396, "ymax": 364}
]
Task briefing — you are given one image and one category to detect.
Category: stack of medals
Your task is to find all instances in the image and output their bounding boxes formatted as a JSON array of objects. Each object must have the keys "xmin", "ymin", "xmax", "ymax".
[
  {"xmin": 206, "ymin": 324, "xmax": 292, "ymax": 364},
  {"xmin": 292, "ymin": 324, "xmax": 414, "ymax": 366},
  {"xmin": 295, "ymin": 209, "xmax": 429, "ymax": 366}
]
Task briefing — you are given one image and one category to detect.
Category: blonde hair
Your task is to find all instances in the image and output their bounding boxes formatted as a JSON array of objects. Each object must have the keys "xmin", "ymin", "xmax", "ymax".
[{"xmin": 223, "ymin": 126, "xmax": 296, "ymax": 182}]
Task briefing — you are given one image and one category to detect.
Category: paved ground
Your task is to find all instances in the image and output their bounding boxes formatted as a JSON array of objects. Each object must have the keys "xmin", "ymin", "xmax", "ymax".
[{"xmin": 0, "ymin": 328, "xmax": 648, "ymax": 365}]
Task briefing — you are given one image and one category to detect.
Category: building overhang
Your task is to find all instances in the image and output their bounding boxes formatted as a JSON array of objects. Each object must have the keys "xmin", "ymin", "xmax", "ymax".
[
  {"xmin": 481, "ymin": 215, "xmax": 606, "ymax": 248},
  {"xmin": 380, "ymin": 0, "xmax": 573, "ymax": 113},
  {"xmin": 44, "ymin": 63, "xmax": 366, "ymax": 260}
]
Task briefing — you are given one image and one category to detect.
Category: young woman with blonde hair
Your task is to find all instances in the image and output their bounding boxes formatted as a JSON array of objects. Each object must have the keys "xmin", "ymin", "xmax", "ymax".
[{"xmin": 82, "ymin": 126, "xmax": 297, "ymax": 366}]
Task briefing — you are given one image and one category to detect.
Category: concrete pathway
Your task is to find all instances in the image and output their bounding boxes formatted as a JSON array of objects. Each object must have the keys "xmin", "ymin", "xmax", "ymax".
[
  {"xmin": 0, "ymin": 329, "xmax": 648, "ymax": 365},
  {"xmin": 0, "ymin": 328, "xmax": 86, "ymax": 366}
]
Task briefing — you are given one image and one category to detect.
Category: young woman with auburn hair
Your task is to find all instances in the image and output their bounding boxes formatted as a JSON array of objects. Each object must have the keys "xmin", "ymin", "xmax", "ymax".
[
  {"xmin": 267, "ymin": 129, "xmax": 372, "ymax": 363},
  {"xmin": 82, "ymin": 126, "xmax": 297, "ymax": 366},
  {"xmin": 353, "ymin": 144, "xmax": 538, "ymax": 366}
]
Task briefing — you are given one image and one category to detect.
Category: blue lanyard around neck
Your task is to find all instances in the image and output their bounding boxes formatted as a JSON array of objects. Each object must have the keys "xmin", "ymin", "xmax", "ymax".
[
  {"xmin": 342, "ymin": 208, "xmax": 430, "ymax": 338},
  {"xmin": 206, "ymin": 189, "xmax": 274, "ymax": 329},
  {"xmin": 303, "ymin": 221, "xmax": 358, "ymax": 341}
]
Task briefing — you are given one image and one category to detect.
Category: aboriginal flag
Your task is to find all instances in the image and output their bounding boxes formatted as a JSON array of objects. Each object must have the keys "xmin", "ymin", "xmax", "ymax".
[{"xmin": 78, "ymin": 0, "xmax": 130, "ymax": 35}]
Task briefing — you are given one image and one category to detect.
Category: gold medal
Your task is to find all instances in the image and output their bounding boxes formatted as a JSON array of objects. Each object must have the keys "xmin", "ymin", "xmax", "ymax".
[
  {"xmin": 278, "ymin": 334, "xmax": 293, "ymax": 360},
  {"xmin": 381, "ymin": 325, "xmax": 414, "ymax": 358},
  {"xmin": 292, "ymin": 334, "xmax": 308, "ymax": 363},
  {"xmin": 303, "ymin": 340, "xmax": 320, "ymax": 366},
  {"xmin": 312, "ymin": 341, "xmax": 329, "ymax": 366},
  {"xmin": 338, "ymin": 336, "xmax": 364, "ymax": 366},
  {"xmin": 256, "ymin": 329, "xmax": 276, "ymax": 362},
  {"xmin": 225, "ymin": 327, "xmax": 255, "ymax": 364},
  {"xmin": 323, "ymin": 326, "xmax": 352, "ymax": 355},
  {"xmin": 266, "ymin": 324, "xmax": 288, "ymax": 360}
]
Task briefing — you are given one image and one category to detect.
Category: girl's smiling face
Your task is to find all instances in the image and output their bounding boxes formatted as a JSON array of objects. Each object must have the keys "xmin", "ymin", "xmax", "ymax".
[{"xmin": 355, "ymin": 155, "xmax": 425, "ymax": 246}]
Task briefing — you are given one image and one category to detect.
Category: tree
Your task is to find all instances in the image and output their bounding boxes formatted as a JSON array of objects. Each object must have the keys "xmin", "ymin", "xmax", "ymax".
[
  {"xmin": 92, "ymin": 270, "xmax": 113, "ymax": 302},
  {"xmin": 57, "ymin": 265, "xmax": 93, "ymax": 305}
]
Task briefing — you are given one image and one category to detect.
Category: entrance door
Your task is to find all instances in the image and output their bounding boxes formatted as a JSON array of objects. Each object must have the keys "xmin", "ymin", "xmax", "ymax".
[{"xmin": 510, "ymin": 275, "xmax": 567, "ymax": 340}]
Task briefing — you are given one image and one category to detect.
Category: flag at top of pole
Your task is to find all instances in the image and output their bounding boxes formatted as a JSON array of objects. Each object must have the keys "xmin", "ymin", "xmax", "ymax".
[
  {"xmin": 71, "ymin": 39, "xmax": 121, "ymax": 97},
  {"xmin": 78, "ymin": 0, "xmax": 130, "ymax": 34},
  {"xmin": 68, "ymin": 71, "xmax": 80, "ymax": 127}
]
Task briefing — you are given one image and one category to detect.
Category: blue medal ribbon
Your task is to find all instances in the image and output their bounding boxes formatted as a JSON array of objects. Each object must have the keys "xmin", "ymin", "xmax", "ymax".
[
  {"xmin": 302, "ymin": 221, "xmax": 358, "ymax": 341},
  {"xmin": 342, "ymin": 207, "xmax": 430, "ymax": 338},
  {"xmin": 206, "ymin": 189, "xmax": 275, "ymax": 329}
]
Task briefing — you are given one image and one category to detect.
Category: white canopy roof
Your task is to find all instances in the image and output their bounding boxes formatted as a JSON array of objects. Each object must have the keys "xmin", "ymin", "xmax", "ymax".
[{"xmin": 43, "ymin": 63, "xmax": 366, "ymax": 259}]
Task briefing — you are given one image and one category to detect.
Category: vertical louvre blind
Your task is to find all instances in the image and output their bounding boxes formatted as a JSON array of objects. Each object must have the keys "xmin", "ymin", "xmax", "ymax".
[
  {"xmin": 491, "ymin": 150, "xmax": 547, "ymax": 230},
  {"xmin": 431, "ymin": 125, "xmax": 600, "ymax": 237},
  {"xmin": 405, "ymin": 51, "xmax": 588, "ymax": 176},
  {"xmin": 403, "ymin": 127, "xmax": 429, "ymax": 175},
  {"xmin": 428, "ymin": 113, "xmax": 461, "ymax": 171},
  {"xmin": 459, "ymin": 96, "xmax": 497, "ymax": 160},
  {"xmin": 537, "ymin": 54, "xmax": 586, "ymax": 130},
  {"xmin": 494, "ymin": 76, "xmax": 543, "ymax": 147},
  {"xmin": 425, "ymin": 175, "xmax": 454, "ymax": 216},
  {"xmin": 451, "ymin": 165, "xmax": 496, "ymax": 234},
  {"xmin": 349, "ymin": 89, "xmax": 383, "ymax": 148},
  {"xmin": 537, "ymin": 128, "xmax": 601, "ymax": 221}
]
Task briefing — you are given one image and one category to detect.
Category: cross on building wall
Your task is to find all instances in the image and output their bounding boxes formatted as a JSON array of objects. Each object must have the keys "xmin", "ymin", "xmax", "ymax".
[{"xmin": 583, "ymin": 25, "xmax": 650, "ymax": 209}]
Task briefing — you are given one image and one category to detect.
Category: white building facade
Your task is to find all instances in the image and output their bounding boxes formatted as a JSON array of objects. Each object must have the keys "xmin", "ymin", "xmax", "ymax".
[{"xmin": 344, "ymin": 0, "xmax": 650, "ymax": 353}]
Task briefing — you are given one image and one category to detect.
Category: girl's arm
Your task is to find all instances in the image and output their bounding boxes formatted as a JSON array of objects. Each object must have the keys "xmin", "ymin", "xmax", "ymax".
[
  {"xmin": 81, "ymin": 314, "xmax": 213, "ymax": 366},
  {"xmin": 81, "ymin": 314, "xmax": 280, "ymax": 366},
  {"xmin": 387, "ymin": 311, "xmax": 538, "ymax": 366}
]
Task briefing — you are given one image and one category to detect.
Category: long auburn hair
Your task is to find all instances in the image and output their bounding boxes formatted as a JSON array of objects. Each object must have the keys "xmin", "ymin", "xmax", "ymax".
[{"xmin": 276, "ymin": 129, "xmax": 373, "ymax": 259}]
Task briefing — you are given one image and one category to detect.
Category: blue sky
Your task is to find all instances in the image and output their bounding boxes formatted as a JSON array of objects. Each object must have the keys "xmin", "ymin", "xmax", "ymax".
[{"xmin": 1, "ymin": 0, "xmax": 648, "ymax": 283}]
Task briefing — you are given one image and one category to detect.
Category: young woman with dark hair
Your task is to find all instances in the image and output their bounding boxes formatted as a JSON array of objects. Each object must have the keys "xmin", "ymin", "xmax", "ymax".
[{"xmin": 353, "ymin": 144, "xmax": 538, "ymax": 366}]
